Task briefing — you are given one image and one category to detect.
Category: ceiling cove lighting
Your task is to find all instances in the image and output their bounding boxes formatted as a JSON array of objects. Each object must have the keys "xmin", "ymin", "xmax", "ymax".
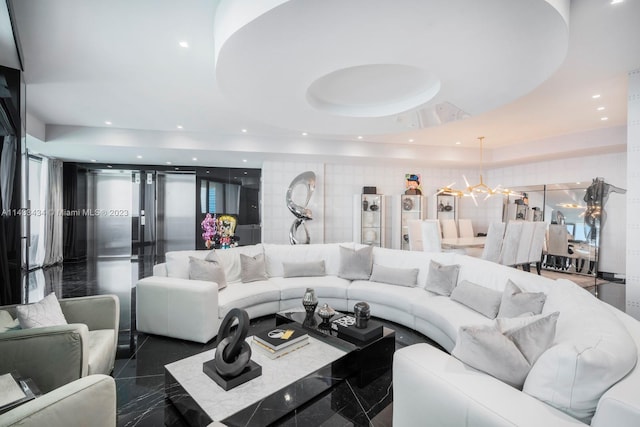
[{"xmin": 436, "ymin": 136, "xmax": 518, "ymax": 206}]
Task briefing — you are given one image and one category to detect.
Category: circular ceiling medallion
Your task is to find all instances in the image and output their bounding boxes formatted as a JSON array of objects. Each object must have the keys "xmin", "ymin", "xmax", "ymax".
[{"xmin": 306, "ymin": 64, "xmax": 440, "ymax": 118}]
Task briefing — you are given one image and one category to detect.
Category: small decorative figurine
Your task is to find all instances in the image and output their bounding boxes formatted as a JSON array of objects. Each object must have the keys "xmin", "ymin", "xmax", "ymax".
[{"xmin": 318, "ymin": 303, "xmax": 336, "ymax": 326}]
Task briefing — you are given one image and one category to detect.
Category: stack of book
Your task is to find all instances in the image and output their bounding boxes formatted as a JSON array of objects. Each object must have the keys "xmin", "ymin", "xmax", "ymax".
[{"xmin": 252, "ymin": 324, "xmax": 309, "ymax": 359}]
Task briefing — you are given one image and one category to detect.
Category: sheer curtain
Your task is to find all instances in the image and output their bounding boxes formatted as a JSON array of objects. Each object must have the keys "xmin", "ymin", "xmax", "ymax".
[{"xmin": 32, "ymin": 157, "xmax": 63, "ymax": 268}]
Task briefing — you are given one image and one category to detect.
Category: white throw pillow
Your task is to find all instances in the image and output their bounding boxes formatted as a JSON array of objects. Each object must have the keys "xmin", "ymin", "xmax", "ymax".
[
  {"xmin": 523, "ymin": 284, "xmax": 638, "ymax": 423},
  {"xmin": 450, "ymin": 280, "xmax": 502, "ymax": 319},
  {"xmin": 424, "ymin": 261, "xmax": 460, "ymax": 296},
  {"xmin": 0, "ymin": 310, "xmax": 20, "ymax": 332},
  {"xmin": 497, "ymin": 280, "xmax": 546, "ymax": 318},
  {"xmin": 188, "ymin": 256, "xmax": 227, "ymax": 290},
  {"xmin": 338, "ymin": 245, "xmax": 373, "ymax": 280},
  {"xmin": 16, "ymin": 293, "xmax": 68, "ymax": 329},
  {"xmin": 452, "ymin": 311, "xmax": 559, "ymax": 389},
  {"xmin": 369, "ymin": 264, "xmax": 418, "ymax": 287}
]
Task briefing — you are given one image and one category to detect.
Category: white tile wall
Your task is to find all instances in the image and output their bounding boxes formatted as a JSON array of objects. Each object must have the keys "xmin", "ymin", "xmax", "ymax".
[{"xmin": 627, "ymin": 68, "xmax": 640, "ymax": 319}]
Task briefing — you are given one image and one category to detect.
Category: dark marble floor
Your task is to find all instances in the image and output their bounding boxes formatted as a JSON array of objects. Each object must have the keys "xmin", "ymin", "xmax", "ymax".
[{"xmin": 26, "ymin": 256, "xmax": 437, "ymax": 427}]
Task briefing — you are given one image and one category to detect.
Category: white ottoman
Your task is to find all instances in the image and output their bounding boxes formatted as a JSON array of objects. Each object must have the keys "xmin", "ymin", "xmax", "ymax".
[{"xmin": 136, "ymin": 276, "xmax": 220, "ymax": 343}]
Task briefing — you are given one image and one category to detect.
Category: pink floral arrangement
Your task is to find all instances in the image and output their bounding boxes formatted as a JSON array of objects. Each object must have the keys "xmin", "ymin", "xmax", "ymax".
[{"xmin": 201, "ymin": 213, "xmax": 218, "ymax": 248}]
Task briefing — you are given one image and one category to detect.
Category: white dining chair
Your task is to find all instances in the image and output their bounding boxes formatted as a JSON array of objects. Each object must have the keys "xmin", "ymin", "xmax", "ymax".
[
  {"xmin": 528, "ymin": 222, "xmax": 547, "ymax": 274},
  {"xmin": 441, "ymin": 219, "xmax": 458, "ymax": 239},
  {"xmin": 481, "ymin": 222, "xmax": 505, "ymax": 263},
  {"xmin": 499, "ymin": 221, "xmax": 524, "ymax": 266},
  {"xmin": 458, "ymin": 219, "xmax": 475, "ymax": 238},
  {"xmin": 547, "ymin": 224, "xmax": 579, "ymax": 271},
  {"xmin": 515, "ymin": 221, "xmax": 536, "ymax": 268},
  {"xmin": 420, "ymin": 220, "xmax": 443, "ymax": 253},
  {"xmin": 407, "ymin": 219, "xmax": 424, "ymax": 251}
]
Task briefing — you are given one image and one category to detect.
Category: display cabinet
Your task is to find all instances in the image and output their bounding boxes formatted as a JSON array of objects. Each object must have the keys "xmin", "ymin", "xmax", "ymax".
[
  {"xmin": 400, "ymin": 195, "xmax": 425, "ymax": 250},
  {"xmin": 354, "ymin": 194, "xmax": 385, "ymax": 246},
  {"xmin": 436, "ymin": 194, "xmax": 456, "ymax": 221}
]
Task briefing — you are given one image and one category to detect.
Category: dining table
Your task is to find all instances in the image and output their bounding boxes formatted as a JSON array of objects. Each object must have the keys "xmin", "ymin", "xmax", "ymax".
[{"xmin": 441, "ymin": 236, "xmax": 487, "ymax": 249}]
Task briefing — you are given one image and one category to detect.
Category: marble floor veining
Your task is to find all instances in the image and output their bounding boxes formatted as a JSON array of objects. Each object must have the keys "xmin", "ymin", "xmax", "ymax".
[{"xmin": 26, "ymin": 256, "xmax": 625, "ymax": 426}]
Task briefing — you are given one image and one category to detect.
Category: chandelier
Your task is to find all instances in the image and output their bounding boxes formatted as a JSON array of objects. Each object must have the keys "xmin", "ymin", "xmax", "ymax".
[{"xmin": 437, "ymin": 137, "xmax": 518, "ymax": 206}]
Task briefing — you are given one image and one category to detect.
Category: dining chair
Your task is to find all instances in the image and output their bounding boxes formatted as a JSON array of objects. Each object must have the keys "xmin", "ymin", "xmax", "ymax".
[
  {"xmin": 441, "ymin": 219, "xmax": 458, "ymax": 239},
  {"xmin": 458, "ymin": 219, "xmax": 475, "ymax": 238},
  {"xmin": 481, "ymin": 222, "xmax": 505, "ymax": 263},
  {"xmin": 546, "ymin": 224, "xmax": 579, "ymax": 271},
  {"xmin": 420, "ymin": 220, "xmax": 443, "ymax": 253},
  {"xmin": 498, "ymin": 221, "xmax": 524, "ymax": 266},
  {"xmin": 514, "ymin": 221, "xmax": 536, "ymax": 270},
  {"xmin": 407, "ymin": 219, "xmax": 424, "ymax": 251},
  {"xmin": 528, "ymin": 222, "xmax": 547, "ymax": 274}
]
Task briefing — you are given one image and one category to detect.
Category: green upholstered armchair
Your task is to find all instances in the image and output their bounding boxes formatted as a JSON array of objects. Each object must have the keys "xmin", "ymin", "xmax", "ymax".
[{"xmin": 0, "ymin": 295, "xmax": 120, "ymax": 393}]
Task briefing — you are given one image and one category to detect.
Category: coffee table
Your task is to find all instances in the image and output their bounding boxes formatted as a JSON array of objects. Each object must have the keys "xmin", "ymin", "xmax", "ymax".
[
  {"xmin": 276, "ymin": 308, "xmax": 395, "ymax": 387},
  {"xmin": 165, "ymin": 311, "xmax": 395, "ymax": 426},
  {"xmin": 166, "ymin": 335, "xmax": 353, "ymax": 426}
]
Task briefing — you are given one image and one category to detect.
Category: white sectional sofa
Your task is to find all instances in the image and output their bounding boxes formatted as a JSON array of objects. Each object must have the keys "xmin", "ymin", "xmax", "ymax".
[{"xmin": 136, "ymin": 243, "xmax": 640, "ymax": 427}]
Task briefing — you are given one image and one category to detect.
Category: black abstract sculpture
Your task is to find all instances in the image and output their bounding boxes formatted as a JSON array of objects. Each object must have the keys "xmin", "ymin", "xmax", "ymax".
[
  {"xmin": 214, "ymin": 308, "xmax": 252, "ymax": 376},
  {"xmin": 203, "ymin": 308, "xmax": 261, "ymax": 390}
]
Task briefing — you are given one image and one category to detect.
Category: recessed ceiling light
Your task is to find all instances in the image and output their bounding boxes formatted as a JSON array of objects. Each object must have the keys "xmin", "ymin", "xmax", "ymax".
[
  {"xmin": 206, "ymin": 170, "xmax": 210, "ymax": 174},
  {"xmin": 576, "ymin": 182, "xmax": 581, "ymax": 185},
  {"xmin": 302, "ymin": 132, "xmax": 308, "ymax": 136},
  {"xmin": 179, "ymin": 41, "xmax": 189, "ymax": 48},
  {"xmin": 242, "ymin": 159, "xmax": 247, "ymax": 163},
  {"xmin": 166, "ymin": 161, "xmax": 172, "ymax": 165},
  {"xmin": 192, "ymin": 157, "xmax": 198, "ymax": 161},
  {"xmin": 107, "ymin": 165, "xmax": 112, "ymax": 168},
  {"xmin": 177, "ymin": 125, "xmax": 183, "ymax": 129},
  {"xmin": 601, "ymin": 117, "xmax": 609, "ymax": 121},
  {"xmin": 105, "ymin": 121, "xmax": 112, "ymax": 125},
  {"xmin": 408, "ymin": 139, "xmax": 414, "ymax": 143},
  {"xmin": 175, "ymin": 167, "xmax": 180, "ymax": 170},
  {"xmin": 597, "ymin": 107, "xmax": 605, "ymax": 111},
  {"xmin": 91, "ymin": 159, "xmax": 96, "ymax": 162},
  {"xmin": 592, "ymin": 94, "xmax": 601, "ymax": 99},
  {"xmin": 244, "ymin": 171, "xmax": 248, "ymax": 175},
  {"xmin": 357, "ymin": 136, "xmax": 363, "ymax": 140},
  {"xmin": 136, "ymin": 155, "xmax": 142, "ymax": 159},
  {"xmin": 241, "ymin": 129, "xmax": 247, "ymax": 133},
  {"xmin": 455, "ymin": 141, "xmax": 461, "ymax": 145}
]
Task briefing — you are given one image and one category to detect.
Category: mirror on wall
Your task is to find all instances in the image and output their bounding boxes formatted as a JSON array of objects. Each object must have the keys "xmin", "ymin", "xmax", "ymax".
[{"xmin": 504, "ymin": 183, "xmax": 600, "ymax": 277}]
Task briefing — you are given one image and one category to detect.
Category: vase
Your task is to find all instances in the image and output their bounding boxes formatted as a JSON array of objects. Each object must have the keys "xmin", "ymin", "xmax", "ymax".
[
  {"xmin": 353, "ymin": 301, "xmax": 371, "ymax": 329},
  {"xmin": 362, "ymin": 197, "xmax": 369, "ymax": 211},
  {"xmin": 318, "ymin": 303, "xmax": 336, "ymax": 326},
  {"xmin": 302, "ymin": 288, "xmax": 318, "ymax": 314}
]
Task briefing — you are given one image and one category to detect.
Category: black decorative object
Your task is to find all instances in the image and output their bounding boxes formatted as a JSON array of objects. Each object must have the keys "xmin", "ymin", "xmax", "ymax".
[
  {"xmin": 362, "ymin": 197, "xmax": 369, "ymax": 211},
  {"xmin": 353, "ymin": 302, "xmax": 371, "ymax": 329},
  {"xmin": 363, "ymin": 186, "xmax": 377, "ymax": 194},
  {"xmin": 203, "ymin": 308, "xmax": 261, "ymax": 390},
  {"xmin": 302, "ymin": 288, "xmax": 318, "ymax": 314},
  {"xmin": 369, "ymin": 203, "xmax": 379, "ymax": 211}
]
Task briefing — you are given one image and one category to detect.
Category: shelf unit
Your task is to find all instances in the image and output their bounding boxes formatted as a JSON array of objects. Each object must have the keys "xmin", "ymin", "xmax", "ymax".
[
  {"xmin": 353, "ymin": 194, "xmax": 385, "ymax": 247},
  {"xmin": 436, "ymin": 194, "xmax": 456, "ymax": 221},
  {"xmin": 399, "ymin": 195, "xmax": 425, "ymax": 250}
]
